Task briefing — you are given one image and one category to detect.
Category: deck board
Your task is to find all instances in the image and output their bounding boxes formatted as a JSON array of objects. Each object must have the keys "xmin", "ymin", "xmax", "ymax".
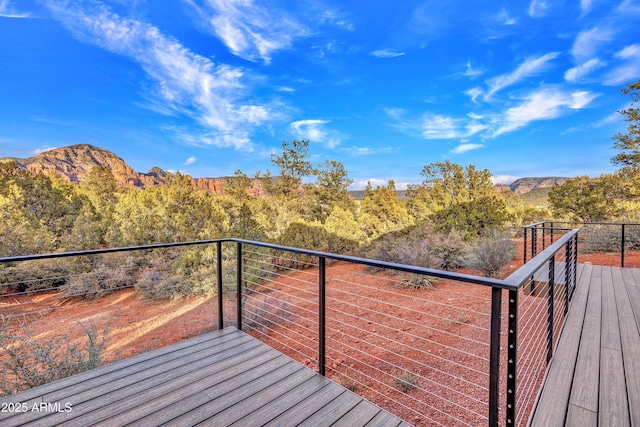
[
  {"xmin": 0, "ymin": 327, "xmax": 404, "ymax": 427},
  {"xmin": 531, "ymin": 265, "xmax": 640, "ymax": 426}
]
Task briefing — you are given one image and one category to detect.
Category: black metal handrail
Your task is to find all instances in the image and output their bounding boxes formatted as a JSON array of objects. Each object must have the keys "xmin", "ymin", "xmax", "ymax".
[
  {"xmin": 524, "ymin": 221, "xmax": 640, "ymax": 267},
  {"xmin": 0, "ymin": 232, "xmax": 580, "ymax": 426}
]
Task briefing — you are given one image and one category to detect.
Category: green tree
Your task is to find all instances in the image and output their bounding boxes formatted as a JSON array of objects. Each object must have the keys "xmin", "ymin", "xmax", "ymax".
[
  {"xmin": 224, "ymin": 170, "xmax": 253, "ymax": 198},
  {"xmin": 611, "ymin": 80, "xmax": 640, "ymax": 174},
  {"xmin": 415, "ymin": 161, "xmax": 510, "ymax": 238},
  {"xmin": 360, "ymin": 180, "xmax": 414, "ymax": 238},
  {"xmin": 312, "ymin": 160, "xmax": 355, "ymax": 221},
  {"xmin": 270, "ymin": 140, "xmax": 315, "ymax": 197},
  {"xmin": 548, "ymin": 174, "xmax": 624, "ymax": 222}
]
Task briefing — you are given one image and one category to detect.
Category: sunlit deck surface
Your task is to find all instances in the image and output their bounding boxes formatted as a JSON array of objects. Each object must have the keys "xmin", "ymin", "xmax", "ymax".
[
  {"xmin": 0, "ymin": 327, "xmax": 409, "ymax": 427},
  {"xmin": 530, "ymin": 264, "xmax": 640, "ymax": 426}
]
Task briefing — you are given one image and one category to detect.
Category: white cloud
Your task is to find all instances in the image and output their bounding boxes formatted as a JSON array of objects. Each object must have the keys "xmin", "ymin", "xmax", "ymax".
[
  {"xmin": 465, "ymin": 87, "xmax": 483, "ymax": 104},
  {"xmin": 604, "ymin": 44, "xmax": 640, "ymax": 85},
  {"xmin": 485, "ymin": 52, "xmax": 560, "ymax": 99},
  {"xmin": 372, "ymin": 49, "xmax": 405, "ymax": 58},
  {"xmin": 493, "ymin": 88, "xmax": 598, "ymax": 136},
  {"xmin": 459, "ymin": 61, "xmax": 482, "ymax": 78},
  {"xmin": 571, "ymin": 27, "xmax": 614, "ymax": 61},
  {"xmin": 32, "ymin": 146, "xmax": 58, "ymax": 155},
  {"xmin": 183, "ymin": 156, "xmax": 196, "ymax": 165},
  {"xmin": 341, "ymin": 146, "xmax": 395, "ymax": 156},
  {"xmin": 0, "ymin": 0, "xmax": 30, "ymax": 18},
  {"xmin": 495, "ymin": 8, "xmax": 517, "ymax": 25},
  {"xmin": 492, "ymin": 175, "xmax": 520, "ymax": 185},
  {"xmin": 388, "ymin": 110, "xmax": 486, "ymax": 140},
  {"xmin": 290, "ymin": 119, "xmax": 341, "ymax": 148},
  {"xmin": 528, "ymin": 0, "xmax": 549, "ymax": 17},
  {"xmin": 580, "ymin": 0, "xmax": 592, "ymax": 13},
  {"xmin": 186, "ymin": 0, "xmax": 307, "ymax": 64},
  {"xmin": 46, "ymin": 0, "xmax": 277, "ymax": 151},
  {"xmin": 564, "ymin": 58, "xmax": 605, "ymax": 82},
  {"xmin": 276, "ymin": 86, "xmax": 295, "ymax": 92},
  {"xmin": 451, "ymin": 143, "xmax": 483, "ymax": 154}
]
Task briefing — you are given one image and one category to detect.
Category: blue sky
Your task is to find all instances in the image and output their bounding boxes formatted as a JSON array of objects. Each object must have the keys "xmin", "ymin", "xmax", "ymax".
[{"xmin": 1, "ymin": 0, "xmax": 639, "ymax": 189}]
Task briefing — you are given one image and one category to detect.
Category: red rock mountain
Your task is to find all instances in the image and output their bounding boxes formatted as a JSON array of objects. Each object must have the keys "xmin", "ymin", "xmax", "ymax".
[{"xmin": 0, "ymin": 144, "xmax": 224, "ymax": 194}]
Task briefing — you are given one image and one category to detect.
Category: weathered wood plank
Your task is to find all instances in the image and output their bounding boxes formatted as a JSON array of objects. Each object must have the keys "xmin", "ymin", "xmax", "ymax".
[
  {"xmin": 622, "ymin": 268, "xmax": 640, "ymax": 331},
  {"xmin": 297, "ymin": 387, "xmax": 362, "ymax": 426},
  {"xmin": 365, "ymin": 410, "xmax": 403, "ymax": 427},
  {"xmin": 601, "ymin": 267, "xmax": 622, "ymax": 351},
  {"xmin": 69, "ymin": 343, "xmax": 271, "ymax": 426},
  {"xmin": 529, "ymin": 263, "xmax": 592, "ymax": 427},
  {"xmin": 599, "ymin": 347, "xmax": 630, "ymax": 427},
  {"xmin": 228, "ymin": 377, "xmax": 331, "ymax": 426},
  {"xmin": 262, "ymin": 381, "xmax": 346, "ymax": 426},
  {"xmin": 127, "ymin": 349, "xmax": 289, "ymax": 426},
  {"xmin": 565, "ymin": 404, "xmax": 597, "ymax": 427},
  {"xmin": 199, "ymin": 366, "xmax": 316, "ymax": 425},
  {"xmin": 332, "ymin": 400, "xmax": 381, "ymax": 426},
  {"xmin": 613, "ymin": 267, "xmax": 640, "ymax": 427},
  {"xmin": 3, "ymin": 334, "xmax": 263, "ymax": 427},
  {"xmin": 568, "ymin": 273, "xmax": 601, "ymax": 413},
  {"xmin": 0, "ymin": 327, "xmax": 238, "ymax": 406}
]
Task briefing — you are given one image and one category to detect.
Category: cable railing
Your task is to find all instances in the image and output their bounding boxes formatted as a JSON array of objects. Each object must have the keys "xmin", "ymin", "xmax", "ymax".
[
  {"xmin": 0, "ymin": 233, "xmax": 579, "ymax": 426},
  {"xmin": 523, "ymin": 221, "xmax": 640, "ymax": 267}
]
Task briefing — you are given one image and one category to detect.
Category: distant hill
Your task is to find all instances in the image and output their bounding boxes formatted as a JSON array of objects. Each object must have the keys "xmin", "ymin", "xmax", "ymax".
[
  {"xmin": 509, "ymin": 177, "xmax": 567, "ymax": 195},
  {"xmin": 519, "ymin": 187, "xmax": 552, "ymax": 207},
  {"xmin": 0, "ymin": 144, "xmax": 225, "ymax": 194}
]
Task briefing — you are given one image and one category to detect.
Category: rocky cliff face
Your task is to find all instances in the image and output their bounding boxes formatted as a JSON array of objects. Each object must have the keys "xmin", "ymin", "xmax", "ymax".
[
  {"xmin": 509, "ymin": 177, "xmax": 568, "ymax": 195},
  {"xmin": 0, "ymin": 144, "xmax": 224, "ymax": 194}
]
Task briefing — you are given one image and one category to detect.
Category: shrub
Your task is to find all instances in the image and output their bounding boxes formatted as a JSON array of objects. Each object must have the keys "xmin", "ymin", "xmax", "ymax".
[
  {"xmin": 0, "ymin": 321, "xmax": 108, "ymax": 396},
  {"xmin": 395, "ymin": 272, "xmax": 437, "ymax": 290},
  {"xmin": 462, "ymin": 231, "xmax": 516, "ymax": 278},
  {"xmin": 62, "ymin": 260, "xmax": 136, "ymax": 299},
  {"xmin": 393, "ymin": 369, "xmax": 417, "ymax": 393}
]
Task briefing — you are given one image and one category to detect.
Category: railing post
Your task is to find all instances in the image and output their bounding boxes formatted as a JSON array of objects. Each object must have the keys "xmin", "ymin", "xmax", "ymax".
[
  {"xmin": 550, "ymin": 221, "xmax": 554, "ymax": 244},
  {"xmin": 573, "ymin": 234, "xmax": 578, "ymax": 296},
  {"xmin": 564, "ymin": 239, "xmax": 571, "ymax": 315},
  {"xmin": 621, "ymin": 224, "xmax": 626, "ymax": 268},
  {"xmin": 217, "ymin": 241, "xmax": 224, "ymax": 330},
  {"xmin": 523, "ymin": 227, "xmax": 528, "ymax": 264},
  {"xmin": 532, "ymin": 227, "xmax": 538, "ymax": 259},
  {"xmin": 547, "ymin": 255, "xmax": 555, "ymax": 364},
  {"xmin": 489, "ymin": 287, "xmax": 502, "ymax": 426},
  {"xmin": 319, "ymin": 256, "xmax": 326, "ymax": 376},
  {"xmin": 542, "ymin": 225, "xmax": 546, "ymax": 250},
  {"xmin": 236, "ymin": 242, "xmax": 243, "ymax": 331},
  {"xmin": 506, "ymin": 289, "xmax": 518, "ymax": 427}
]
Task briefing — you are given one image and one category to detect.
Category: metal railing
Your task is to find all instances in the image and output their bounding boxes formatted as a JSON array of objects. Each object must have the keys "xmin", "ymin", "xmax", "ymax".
[
  {"xmin": 524, "ymin": 221, "xmax": 640, "ymax": 267},
  {"xmin": 0, "ymin": 233, "xmax": 579, "ymax": 426}
]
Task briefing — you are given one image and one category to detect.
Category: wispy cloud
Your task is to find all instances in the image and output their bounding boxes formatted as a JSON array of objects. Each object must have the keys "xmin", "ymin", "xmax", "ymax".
[
  {"xmin": 458, "ymin": 61, "xmax": 482, "ymax": 79},
  {"xmin": 452, "ymin": 143, "xmax": 483, "ymax": 154},
  {"xmin": 495, "ymin": 8, "xmax": 517, "ymax": 25},
  {"xmin": 492, "ymin": 175, "xmax": 520, "ymax": 185},
  {"xmin": 571, "ymin": 27, "xmax": 614, "ymax": 61},
  {"xmin": 32, "ymin": 146, "xmax": 58, "ymax": 155},
  {"xmin": 290, "ymin": 119, "xmax": 341, "ymax": 148},
  {"xmin": 46, "ymin": 0, "xmax": 277, "ymax": 151},
  {"xmin": 340, "ymin": 146, "xmax": 395, "ymax": 156},
  {"xmin": 371, "ymin": 49, "xmax": 405, "ymax": 58},
  {"xmin": 580, "ymin": 0, "xmax": 592, "ymax": 14},
  {"xmin": 465, "ymin": 87, "xmax": 483, "ymax": 104},
  {"xmin": 564, "ymin": 58, "xmax": 605, "ymax": 82},
  {"xmin": 0, "ymin": 0, "xmax": 31, "ymax": 18},
  {"xmin": 493, "ymin": 88, "xmax": 598, "ymax": 136},
  {"xmin": 387, "ymin": 109, "xmax": 487, "ymax": 140},
  {"xmin": 528, "ymin": 0, "xmax": 549, "ymax": 17},
  {"xmin": 185, "ymin": 0, "xmax": 306, "ymax": 64},
  {"xmin": 484, "ymin": 52, "xmax": 560, "ymax": 99},
  {"xmin": 183, "ymin": 156, "xmax": 196, "ymax": 165},
  {"xmin": 604, "ymin": 44, "xmax": 640, "ymax": 85}
]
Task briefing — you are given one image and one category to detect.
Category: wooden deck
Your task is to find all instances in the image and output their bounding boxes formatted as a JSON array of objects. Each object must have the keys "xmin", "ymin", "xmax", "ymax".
[
  {"xmin": 530, "ymin": 264, "xmax": 640, "ymax": 426},
  {"xmin": 0, "ymin": 327, "xmax": 409, "ymax": 427}
]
